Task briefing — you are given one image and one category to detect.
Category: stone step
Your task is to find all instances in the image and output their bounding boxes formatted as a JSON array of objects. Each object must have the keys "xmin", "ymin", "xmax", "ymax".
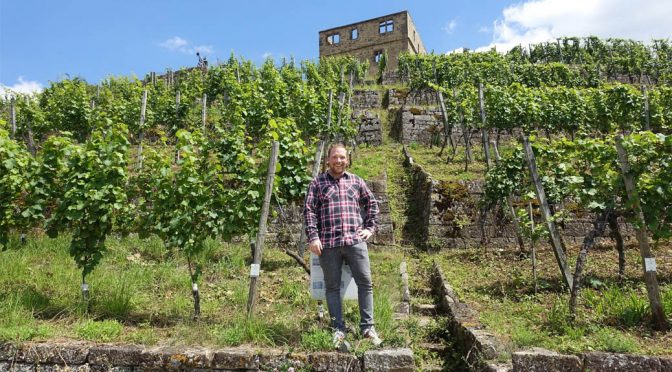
[
  {"xmin": 417, "ymin": 342, "xmax": 446, "ymax": 354},
  {"xmin": 413, "ymin": 303, "xmax": 438, "ymax": 316},
  {"xmin": 418, "ymin": 363, "xmax": 444, "ymax": 371},
  {"xmin": 417, "ymin": 316, "xmax": 434, "ymax": 327},
  {"xmin": 411, "ymin": 287, "xmax": 433, "ymax": 296}
]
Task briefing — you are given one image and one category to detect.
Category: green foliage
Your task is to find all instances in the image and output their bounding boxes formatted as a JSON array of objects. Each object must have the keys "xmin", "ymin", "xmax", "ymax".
[
  {"xmin": 76, "ymin": 319, "xmax": 123, "ymax": 342},
  {"xmin": 39, "ymin": 78, "xmax": 93, "ymax": 141},
  {"xmin": 0, "ymin": 130, "xmax": 33, "ymax": 248},
  {"xmin": 145, "ymin": 130, "xmax": 217, "ymax": 282},
  {"xmin": 592, "ymin": 327, "xmax": 638, "ymax": 353},
  {"xmin": 585, "ymin": 286, "xmax": 650, "ymax": 327},
  {"xmin": 52, "ymin": 123, "xmax": 130, "ymax": 280},
  {"xmin": 96, "ymin": 76, "xmax": 150, "ymax": 135},
  {"xmin": 299, "ymin": 328, "xmax": 332, "ymax": 351},
  {"xmin": 22, "ymin": 135, "xmax": 75, "ymax": 233}
]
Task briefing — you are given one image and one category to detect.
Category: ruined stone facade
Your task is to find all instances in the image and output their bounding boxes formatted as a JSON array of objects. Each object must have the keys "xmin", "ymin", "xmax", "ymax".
[{"xmin": 319, "ymin": 11, "xmax": 426, "ymax": 77}]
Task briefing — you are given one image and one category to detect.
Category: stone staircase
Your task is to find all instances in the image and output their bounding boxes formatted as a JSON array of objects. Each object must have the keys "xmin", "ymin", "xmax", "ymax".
[{"xmin": 396, "ymin": 260, "xmax": 465, "ymax": 371}]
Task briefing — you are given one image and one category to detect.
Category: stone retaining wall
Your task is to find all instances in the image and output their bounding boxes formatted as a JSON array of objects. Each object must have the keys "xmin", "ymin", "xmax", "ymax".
[
  {"xmin": 512, "ymin": 348, "xmax": 672, "ymax": 371},
  {"xmin": 431, "ymin": 261, "xmax": 510, "ymax": 371},
  {"xmin": 354, "ymin": 111, "xmax": 383, "ymax": 146},
  {"xmin": 391, "ymin": 106, "xmax": 519, "ymax": 147},
  {"xmin": 0, "ymin": 341, "xmax": 414, "ymax": 371},
  {"xmin": 351, "ymin": 90, "xmax": 382, "ymax": 110},
  {"xmin": 387, "ymin": 88, "xmax": 438, "ymax": 107},
  {"xmin": 431, "ymin": 263, "xmax": 672, "ymax": 372},
  {"xmin": 403, "ymin": 147, "xmax": 633, "ymax": 249}
]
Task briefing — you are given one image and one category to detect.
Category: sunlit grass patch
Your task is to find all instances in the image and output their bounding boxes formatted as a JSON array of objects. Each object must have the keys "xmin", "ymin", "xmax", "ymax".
[
  {"xmin": 0, "ymin": 233, "xmax": 405, "ymax": 351},
  {"xmin": 433, "ymin": 243, "xmax": 672, "ymax": 356}
]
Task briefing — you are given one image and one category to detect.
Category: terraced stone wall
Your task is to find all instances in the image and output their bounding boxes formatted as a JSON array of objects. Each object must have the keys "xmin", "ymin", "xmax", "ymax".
[{"xmin": 404, "ymin": 150, "xmax": 634, "ymax": 249}]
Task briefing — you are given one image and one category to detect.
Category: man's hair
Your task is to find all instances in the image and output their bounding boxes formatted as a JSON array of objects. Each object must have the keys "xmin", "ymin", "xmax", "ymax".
[{"xmin": 327, "ymin": 142, "xmax": 347, "ymax": 157}]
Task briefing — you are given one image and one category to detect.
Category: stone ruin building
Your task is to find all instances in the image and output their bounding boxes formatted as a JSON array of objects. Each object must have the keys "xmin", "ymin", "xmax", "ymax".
[{"xmin": 318, "ymin": 10, "xmax": 427, "ymax": 78}]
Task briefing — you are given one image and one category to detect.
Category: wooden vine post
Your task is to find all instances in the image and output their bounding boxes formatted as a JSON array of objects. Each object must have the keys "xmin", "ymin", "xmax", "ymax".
[
  {"xmin": 298, "ymin": 90, "xmax": 333, "ymax": 256},
  {"xmin": 455, "ymin": 88, "xmax": 472, "ymax": 171},
  {"xmin": 521, "ymin": 134, "xmax": 573, "ymax": 289},
  {"xmin": 478, "ymin": 83, "xmax": 492, "ymax": 170},
  {"xmin": 615, "ymin": 136, "xmax": 668, "ymax": 330},
  {"xmin": 320, "ymin": 90, "xmax": 334, "ymax": 173},
  {"xmin": 246, "ymin": 141, "xmax": 280, "ymax": 317},
  {"xmin": 23, "ymin": 97, "xmax": 36, "ymax": 156},
  {"xmin": 434, "ymin": 61, "xmax": 454, "ymax": 157},
  {"xmin": 297, "ymin": 141, "xmax": 327, "ymax": 257},
  {"xmin": 201, "ymin": 93, "xmax": 207, "ymax": 132},
  {"xmin": 642, "ymin": 86, "xmax": 651, "ymax": 131},
  {"xmin": 174, "ymin": 91, "xmax": 182, "ymax": 162},
  {"xmin": 528, "ymin": 202, "xmax": 538, "ymax": 293},
  {"xmin": 137, "ymin": 89, "xmax": 148, "ymax": 169},
  {"xmin": 10, "ymin": 98, "xmax": 16, "ymax": 138}
]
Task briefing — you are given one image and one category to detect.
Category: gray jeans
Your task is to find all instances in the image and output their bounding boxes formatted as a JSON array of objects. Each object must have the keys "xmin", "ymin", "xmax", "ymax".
[{"xmin": 319, "ymin": 242, "xmax": 374, "ymax": 332}]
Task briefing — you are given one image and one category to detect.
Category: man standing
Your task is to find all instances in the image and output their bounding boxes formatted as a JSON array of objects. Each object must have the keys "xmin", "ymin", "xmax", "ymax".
[{"xmin": 304, "ymin": 143, "xmax": 382, "ymax": 350}]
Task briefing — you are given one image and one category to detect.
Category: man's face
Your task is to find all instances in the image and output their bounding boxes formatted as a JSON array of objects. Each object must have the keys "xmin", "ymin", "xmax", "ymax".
[{"xmin": 327, "ymin": 147, "xmax": 348, "ymax": 177}]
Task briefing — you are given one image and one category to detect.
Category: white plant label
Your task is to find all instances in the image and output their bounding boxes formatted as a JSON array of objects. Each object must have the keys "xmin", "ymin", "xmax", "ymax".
[
  {"xmin": 250, "ymin": 264, "xmax": 260, "ymax": 277},
  {"xmin": 645, "ymin": 258, "xmax": 657, "ymax": 272},
  {"xmin": 81, "ymin": 283, "xmax": 89, "ymax": 291},
  {"xmin": 192, "ymin": 283, "xmax": 198, "ymax": 291}
]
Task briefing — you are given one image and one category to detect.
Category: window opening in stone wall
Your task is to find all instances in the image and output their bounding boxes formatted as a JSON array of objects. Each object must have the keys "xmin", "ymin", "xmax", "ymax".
[
  {"xmin": 379, "ymin": 20, "xmax": 393, "ymax": 34},
  {"xmin": 327, "ymin": 33, "xmax": 340, "ymax": 45},
  {"xmin": 351, "ymin": 28, "xmax": 358, "ymax": 40},
  {"xmin": 374, "ymin": 50, "xmax": 384, "ymax": 63}
]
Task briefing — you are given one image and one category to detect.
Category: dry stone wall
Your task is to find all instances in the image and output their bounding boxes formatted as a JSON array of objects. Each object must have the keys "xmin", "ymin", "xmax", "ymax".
[
  {"xmin": 431, "ymin": 263, "xmax": 672, "ymax": 372},
  {"xmin": 391, "ymin": 105, "xmax": 519, "ymax": 147},
  {"xmin": 351, "ymin": 89, "xmax": 382, "ymax": 110},
  {"xmin": 387, "ymin": 88, "xmax": 438, "ymax": 106},
  {"xmin": 351, "ymin": 90, "xmax": 384, "ymax": 146},
  {"xmin": 403, "ymin": 148, "xmax": 633, "ymax": 249},
  {"xmin": 355, "ymin": 111, "xmax": 383, "ymax": 146},
  {"xmin": 0, "ymin": 341, "xmax": 414, "ymax": 371}
]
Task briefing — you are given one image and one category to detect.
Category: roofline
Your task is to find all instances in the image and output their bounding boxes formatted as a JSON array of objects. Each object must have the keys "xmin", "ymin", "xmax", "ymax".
[{"xmin": 318, "ymin": 10, "xmax": 409, "ymax": 33}]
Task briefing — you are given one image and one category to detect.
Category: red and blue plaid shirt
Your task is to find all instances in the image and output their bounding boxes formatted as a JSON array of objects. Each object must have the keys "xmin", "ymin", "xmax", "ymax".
[{"xmin": 304, "ymin": 171, "xmax": 379, "ymax": 249}]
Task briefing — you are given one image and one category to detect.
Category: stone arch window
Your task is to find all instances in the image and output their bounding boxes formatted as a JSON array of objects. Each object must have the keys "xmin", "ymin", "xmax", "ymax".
[{"xmin": 351, "ymin": 28, "xmax": 359, "ymax": 40}]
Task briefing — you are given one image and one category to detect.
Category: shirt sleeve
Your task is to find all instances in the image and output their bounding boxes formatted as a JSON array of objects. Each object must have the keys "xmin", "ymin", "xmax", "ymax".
[
  {"xmin": 303, "ymin": 179, "xmax": 320, "ymax": 242},
  {"xmin": 359, "ymin": 179, "xmax": 379, "ymax": 233}
]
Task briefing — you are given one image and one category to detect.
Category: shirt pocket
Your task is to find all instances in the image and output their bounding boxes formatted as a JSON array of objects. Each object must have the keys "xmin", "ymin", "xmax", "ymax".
[
  {"xmin": 319, "ymin": 185, "xmax": 337, "ymax": 202},
  {"xmin": 346, "ymin": 184, "xmax": 359, "ymax": 201}
]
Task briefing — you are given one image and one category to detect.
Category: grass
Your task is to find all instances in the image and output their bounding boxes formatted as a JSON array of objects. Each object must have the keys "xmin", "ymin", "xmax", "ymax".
[
  {"xmin": 432, "ymin": 244, "xmax": 672, "ymax": 356},
  {"xmin": 0, "ymin": 232, "xmax": 406, "ymax": 351},
  {"xmin": 400, "ymin": 140, "xmax": 672, "ymax": 358},
  {"xmin": 406, "ymin": 142, "xmax": 488, "ymax": 182},
  {"xmin": 350, "ymin": 141, "xmax": 415, "ymax": 245}
]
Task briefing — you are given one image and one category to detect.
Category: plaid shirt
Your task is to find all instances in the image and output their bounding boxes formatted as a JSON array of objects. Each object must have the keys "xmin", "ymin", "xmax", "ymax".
[{"xmin": 304, "ymin": 171, "xmax": 379, "ymax": 249}]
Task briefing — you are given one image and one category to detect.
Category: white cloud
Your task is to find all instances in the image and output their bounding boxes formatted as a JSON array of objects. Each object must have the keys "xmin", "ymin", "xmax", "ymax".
[
  {"xmin": 0, "ymin": 77, "xmax": 43, "ymax": 96},
  {"xmin": 446, "ymin": 47, "xmax": 467, "ymax": 55},
  {"xmin": 158, "ymin": 36, "xmax": 214, "ymax": 55},
  {"xmin": 193, "ymin": 45, "xmax": 214, "ymax": 55},
  {"xmin": 480, "ymin": 0, "xmax": 672, "ymax": 52},
  {"xmin": 262, "ymin": 52, "xmax": 273, "ymax": 59},
  {"xmin": 159, "ymin": 36, "xmax": 189, "ymax": 51},
  {"xmin": 442, "ymin": 19, "xmax": 457, "ymax": 34},
  {"xmin": 478, "ymin": 26, "xmax": 490, "ymax": 34}
]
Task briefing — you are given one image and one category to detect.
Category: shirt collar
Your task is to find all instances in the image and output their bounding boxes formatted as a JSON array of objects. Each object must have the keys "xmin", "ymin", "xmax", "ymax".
[{"xmin": 326, "ymin": 171, "xmax": 351, "ymax": 181}]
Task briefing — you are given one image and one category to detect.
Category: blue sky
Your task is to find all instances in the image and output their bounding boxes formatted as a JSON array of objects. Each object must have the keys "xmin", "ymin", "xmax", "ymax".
[{"xmin": 1, "ymin": 0, "xmax": 670, "ymax": 94}]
